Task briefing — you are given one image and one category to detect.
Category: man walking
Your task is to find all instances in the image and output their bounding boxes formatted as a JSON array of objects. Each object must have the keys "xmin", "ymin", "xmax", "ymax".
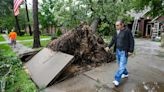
[
  {"xmin": 105, "ymin": 20, "xmax": 134, "ymax": 87},
  {"xmin": 9, "ymin": 30, "xmax": 17, "ymax": 48}
]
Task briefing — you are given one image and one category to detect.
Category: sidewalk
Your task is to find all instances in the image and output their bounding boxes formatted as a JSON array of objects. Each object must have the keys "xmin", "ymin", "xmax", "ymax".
[
  {"xmin": 1, "ymin": 34, "xmax": 34, "ymax": 56},
  {"xmin": 45, "ymin": 39, "xmax": 164, "ymax": 92}
]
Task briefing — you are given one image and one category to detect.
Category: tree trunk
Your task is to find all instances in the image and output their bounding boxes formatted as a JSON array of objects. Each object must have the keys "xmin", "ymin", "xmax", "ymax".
[
  {"xmin": 33, "ymin": 0, "xmax": 41, "ymax": 48},
  {"xmin": 90, "ymin": 18, "xmax": 101, "ymax": 33},
  {"xmin": 25, "ymin": 0, "xmax": 32, "ymax": 36},
  {"xmin": 15, "ymin": 16, "xmax": 21, "ymax": 36},
  {"xmin": 46, "ymin": 27, "xmax": 49, "ymax": 35}
]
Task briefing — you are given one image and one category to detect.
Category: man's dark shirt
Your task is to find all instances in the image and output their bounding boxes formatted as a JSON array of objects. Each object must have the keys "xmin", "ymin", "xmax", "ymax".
[{"xmin": 108, "ymin": 27, "xmax": 134, "ymax": 55}]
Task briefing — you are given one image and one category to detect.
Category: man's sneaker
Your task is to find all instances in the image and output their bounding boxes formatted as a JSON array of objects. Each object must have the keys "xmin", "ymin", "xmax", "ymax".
[
  {"xmin": 112, "ymin": 80, "xmax": 119, "ymax": 87},
  {"xmin": 121, "ymin": 74, "xmax": 128, "ymax": 79}
]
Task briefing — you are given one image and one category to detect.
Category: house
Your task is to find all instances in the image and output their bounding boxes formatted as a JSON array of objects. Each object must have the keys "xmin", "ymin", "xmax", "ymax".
[{"xmin": 137, "ymin": 16, "xmax": 164, "ymax": 38}]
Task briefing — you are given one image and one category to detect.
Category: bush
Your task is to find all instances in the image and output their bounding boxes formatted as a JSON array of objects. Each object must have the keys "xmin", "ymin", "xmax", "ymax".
[
  {"xmin": 0, "ymin": 50, "xmax": 22, "ymax": 91},
  {"xmin": 97, "ymin": 22, "xmax": 110, "ymax": 36},
  {"xmin": 51, "ymin": 33, "xmax": 57, "ymax": 40},
  {"xmin": 56, "ymin": 29, "xmax": 62, "ymax": 37},
  {"xmin": 135, "ymin": 31, "xmax": 142, "ymax": 38},
  {"xmin": 51, "ymin": 29, "xmax": 62, "ymax": 40},
  {"xmin": 0, "ymin": 48, "xmax": 36, "ymax": 92}
]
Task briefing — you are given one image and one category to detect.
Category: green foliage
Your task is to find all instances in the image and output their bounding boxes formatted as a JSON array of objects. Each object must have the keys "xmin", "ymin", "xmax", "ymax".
[
  {"xmin": 56, "ymin": 29, "xmax": 62, "ymax": 37},
  {"xmin": 0, "ymin": 34, "xmax": 5, "ymax": 41},
  {"xmin": 39, "ymin": 0, "xmax": 133, "ymax": 36},
  {"xmin": 51, "ymin": 29, "xmax": 62, "ymax": 40},
  {"xmin": 0, "ymin": 0, "xmax": 15, "ymax": 32},
  {"xmin": 0, "ymin": 14, "xmax": 15, "ymax": 32},
  {"xmin": 0, "ymin": 0, "xmax": 13, "ymax": 16},
  {"xmin": 51, "ymin": 34, "xmax": 58, "ymax": 40},
  {"xmin": 18, "ymin": 8, "xmax": 33, "ymax": 31},
  {"xmin": 0, "ymin": 45, "xmax": 37, "ymax": 92},
  {"xmin": 0, "ymin": 44, "xmax": 15, "ymax": 55},
  {"xmin": 0, "ymin": 0, "xmax": 33, "ymax": 34},
  {"xmin": 39, "ymin": 0, "xmax": 60, "ymax": 29},
  {"xmin": 0, "ymin": 54, "xmax": 22, "ymax": 91},
  {"xmin": 103, "ymin": 36, "xmax": 112, "ymax": 43},
  {"xmin": 97, "ymin": 22, "xmax": 110, "ymax": 36},
  {"xmin": 132, "ymin": 0, "xmax": 164, "ymax": 17},
  {"xmin": 6, "ymin": 70, "xmax": 36, "ymax": 92}
]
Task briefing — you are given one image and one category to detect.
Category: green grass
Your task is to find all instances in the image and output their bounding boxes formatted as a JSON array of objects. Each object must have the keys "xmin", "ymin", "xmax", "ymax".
[
  {"xmin": 20, "ymin": 41, "xmax": 33, "ymax": 47},
  {"xmin": 17, "ymin": 35, "xmax": 51, "ymax": 40},
  {"xmin": 6, "ymin": 70, "xmax": 37, "ymax": 92},
  {"xmin": 20, "ymin": 40, "xmax": 51, "ymax": 48},
  {"xmin": 41, "ymin": 40, "xmax": 51, "ymax": 47},
  {"xmin": 0, "ymin": 44, "xmax": 15, "ymax": 56},
  {"xmin": 0, "ymin": 34, "xmax": 5, "ymax": 41},
  {"xmin": 0, "ymin": 44, "xmax": 37, "ymax": 92}
]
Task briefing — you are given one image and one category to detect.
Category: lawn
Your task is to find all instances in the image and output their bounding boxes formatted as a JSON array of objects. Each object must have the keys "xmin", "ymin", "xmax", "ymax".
[
  {"xmin": 17, "ymin": 35, "xmax": 51, "ymax": 40},
  {"xmin": 20, "ymin": 40, "xmax": 51, "ymax": 48},
  {"xmin": 0, "ymin": 34, "xmax": 5, "ymax": 41},
  {"xmin": 20, "ymin": 36, "xmax": 110, "ymax": 48},
  {"xmin": 0, "ymin": 44, "xmax": 37, "ymax": 92},
  {"xmin": 0, "ymin": 44, "xmax": 15, "ymax": 55},
  {"xmin": 5, "ymin": 70, "xmax": 37, "ymax": 92}
]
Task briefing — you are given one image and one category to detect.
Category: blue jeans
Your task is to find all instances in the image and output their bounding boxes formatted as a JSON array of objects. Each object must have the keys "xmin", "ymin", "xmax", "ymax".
[{"xmin": 115, "ymin": 49, "xmax": 128, "ymax": 83}]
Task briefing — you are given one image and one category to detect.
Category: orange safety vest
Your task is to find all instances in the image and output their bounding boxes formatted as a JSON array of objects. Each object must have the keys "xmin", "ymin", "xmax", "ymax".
[{"xmin": 9, "ymin": 32, "xmax": 17, "ymax": 40}]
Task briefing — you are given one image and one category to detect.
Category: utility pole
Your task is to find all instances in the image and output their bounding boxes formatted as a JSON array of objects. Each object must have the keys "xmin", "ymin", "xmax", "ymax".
[{"xmin": 25, "ymin": 0, "xmax": 32, "ymax": 36}]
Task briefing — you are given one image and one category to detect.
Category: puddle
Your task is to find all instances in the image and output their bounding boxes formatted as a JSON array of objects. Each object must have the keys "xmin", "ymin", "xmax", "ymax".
[{"xmin": 132, "ymin": 82, "xmax": 164, "ymax": 92}]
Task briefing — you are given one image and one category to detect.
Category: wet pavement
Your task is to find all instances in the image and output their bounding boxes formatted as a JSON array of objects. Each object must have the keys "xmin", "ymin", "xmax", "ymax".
[
  {"xmin": 45, "ymin": 39, "xmax": 164, "ymax": 92},
  {"xmin": 133, "ymin": 82, "xmax": 164, "ymax": 92}
]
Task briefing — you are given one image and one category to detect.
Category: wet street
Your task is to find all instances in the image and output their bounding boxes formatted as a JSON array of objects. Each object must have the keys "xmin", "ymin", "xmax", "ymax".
[{"xmin": 45, "ymin": 39, "xmax": 164, "ymax": 92}]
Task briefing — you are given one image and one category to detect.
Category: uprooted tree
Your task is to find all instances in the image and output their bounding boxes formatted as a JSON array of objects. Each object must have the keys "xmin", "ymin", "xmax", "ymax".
[{"xmin": 47, "ymin": 24, "xmax": 114, "ymax": 66}]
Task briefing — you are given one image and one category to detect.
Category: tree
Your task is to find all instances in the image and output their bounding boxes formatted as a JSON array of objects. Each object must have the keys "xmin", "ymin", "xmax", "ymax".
[
  {"xmin": 0, "ymin": 14, "xmax": 15, "ymax": 32},
  {"xmin": 0, "ymin": 0, "xmax": 13, "ymax": 16},
  {"xmin": 39, "ymin": 0, "xmax": 65, "ymax": 34},
  {"xmin": 132, "ymin": 0, "xmax": 164, "ymax": 17},
  {"xmin": 0, "ymin": 0, "xmax": 15, "ymax": 32},
  {"xmin": 0, "ymin": 0, "xmax": 28, "ymax": 34},
  {"xmin": 39, "ymin": 0, "xmax": 133, "ymax": 35},
  {"xmin": 33, "ymin": 0, "xmax": 41, "ymax": 48},
  {"xmin": 18, "ymin": 8, "xmax": 33, "ymax": 35}
]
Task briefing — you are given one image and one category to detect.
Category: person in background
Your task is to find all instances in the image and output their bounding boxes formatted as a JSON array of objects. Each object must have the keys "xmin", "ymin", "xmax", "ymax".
[
  {"xmin": 9, "ymin": 30, "xmax": 17, "ymax": 48},
  {"xmin": 105, "ymin": 20, "xmax": 134, "ymax": 87}
]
